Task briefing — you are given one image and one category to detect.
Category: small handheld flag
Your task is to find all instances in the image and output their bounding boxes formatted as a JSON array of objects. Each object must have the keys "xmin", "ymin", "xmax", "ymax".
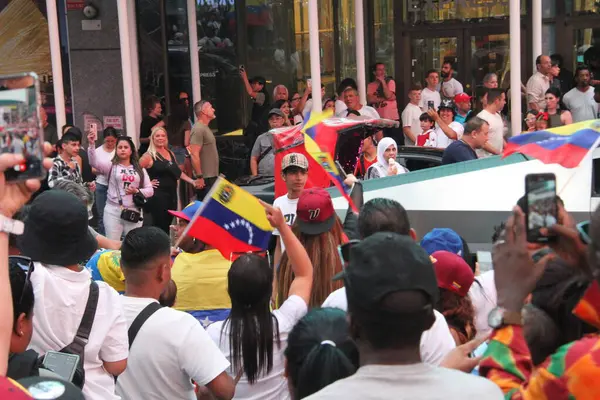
[{"xmin": 181, "ymin": 178, "xmax": 273, "ymax": 259}]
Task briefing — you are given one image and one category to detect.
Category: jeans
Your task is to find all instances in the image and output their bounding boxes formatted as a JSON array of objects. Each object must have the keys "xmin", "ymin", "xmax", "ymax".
[
  {"xmin": 104, "ymin": 202, "xmax": 143, "ymax": 241},
  {"xmin": 95, "ymin": 183, "xmax": 108, "ymax": 235}
]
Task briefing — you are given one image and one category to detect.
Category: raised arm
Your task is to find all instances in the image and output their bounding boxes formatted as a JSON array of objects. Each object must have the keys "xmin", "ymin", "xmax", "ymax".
[
  {"xmin": 262, "ymin": 201, "xmax": 313, "ymax": 305},
  {"xmin": 87, "ymin": 132, "xmax": 111, "ymax": 175}
]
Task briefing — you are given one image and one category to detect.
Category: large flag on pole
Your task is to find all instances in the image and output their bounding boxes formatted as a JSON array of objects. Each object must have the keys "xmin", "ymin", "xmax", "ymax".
[
  {"xmin": 181, "ymin": 177, "xmax": 273, "ymax": 259},
  {"xmin": 503, "ymin": 120, "xmax": 600, "ymax": 168}
]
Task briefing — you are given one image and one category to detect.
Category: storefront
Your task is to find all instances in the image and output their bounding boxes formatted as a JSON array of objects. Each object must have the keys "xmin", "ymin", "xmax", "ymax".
[{"xmin": 135, "ymin": 0, "xmax": 600, "ymax": 135}]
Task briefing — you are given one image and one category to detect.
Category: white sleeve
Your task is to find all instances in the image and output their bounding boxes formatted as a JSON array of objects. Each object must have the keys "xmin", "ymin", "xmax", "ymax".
[
  {"xmin": 335, "ymin": 100, "xmax": 347, "ymax": 117},
  {"xmin": 179, "ymin": 317, "xmax": 230, "ymax": 386},
  {"xmin": 420, "ymin": 310, "xmax": 456, "ymax": 365},
  {"xmin": 273, "ymin": 295, "xmax": 308, "ymax": 333},
  {"xmin": 272, "ymin": 197, "xmax": 282, "ymax": 236},
  {"xmin": 451, "ymin": 122, "xmax": 465, "ymax": 139},
  {"xmin": 456, "ymin": 80, "xmax": 464, "ymax": 94},
  {"xmin": 321, "ymin": 288, "xmax": 348, "ymax": 311},
  {"xmin": 98, "ymin": 286, "xmax": 129, "ymax": 362}
]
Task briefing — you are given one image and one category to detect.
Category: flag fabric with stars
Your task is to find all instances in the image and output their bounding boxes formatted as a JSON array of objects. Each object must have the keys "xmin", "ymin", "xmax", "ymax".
[{"xmin": 182, "ymin": 177, "xmax": 273, "ymax": 259}]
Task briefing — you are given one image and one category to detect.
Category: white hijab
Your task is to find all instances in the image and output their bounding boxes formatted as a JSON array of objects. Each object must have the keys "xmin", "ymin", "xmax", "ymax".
[{"xmin": 367, "ymin": 137, "xmax": 405, "ymax": 178}]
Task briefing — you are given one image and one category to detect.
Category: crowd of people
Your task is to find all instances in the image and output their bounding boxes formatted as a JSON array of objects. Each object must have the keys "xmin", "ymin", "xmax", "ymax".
[
  {"xmin": 1, "ymin": 52, "xmax": 599, "ymax": 399},
  {"xmin": 1, "ymin": 141, "xmax": 599, "ymax": 399}
]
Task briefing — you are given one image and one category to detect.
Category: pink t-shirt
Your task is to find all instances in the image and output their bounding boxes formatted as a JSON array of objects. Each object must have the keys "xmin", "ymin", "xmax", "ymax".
[{"xmin": 367, "ymin": 79, "xmax": 399, "ymax": 120}]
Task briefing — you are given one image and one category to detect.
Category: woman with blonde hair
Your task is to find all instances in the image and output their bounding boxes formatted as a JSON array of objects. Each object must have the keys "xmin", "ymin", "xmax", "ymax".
[
  {"xmin": 140, "ymin": 126, "xmax": 200, "ymax": 233},
  {"xmin": 277, "ymin": 188, "xmax": 346, "ymax": 308}
]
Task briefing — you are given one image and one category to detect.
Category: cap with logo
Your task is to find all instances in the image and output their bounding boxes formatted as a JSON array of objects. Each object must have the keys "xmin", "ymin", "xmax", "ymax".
[
  {"xmin": 335, "ymin": 232, "xmax": 439, "ymax": 309},
  {"xmin": 438, "ymin": 99, "xmax": 455, "ymax": 111},
  {"xmin": 454, "ymin": 93, "xmax": 472, "ymax": 103},
  {"xmin": 268, "ymin": 108, "xmax": 284, "ymax": 118},
  {"xmin": 281, "ymin": 153, "xmax": 309, "ymax": 172},
  {"xmin": 420, "ymin": 228, "xmax": 463, "ymax": 256},
  {"xmin": 168, "ymin": 201, "xmax": 203, "ymax": 222},
  {"xmin": 296, "ymin": 188, "xmax": 336, "ymax": 235},
  {"xmin": 431, "ymin": 250, "xmax": 474, "ymax": 297}
]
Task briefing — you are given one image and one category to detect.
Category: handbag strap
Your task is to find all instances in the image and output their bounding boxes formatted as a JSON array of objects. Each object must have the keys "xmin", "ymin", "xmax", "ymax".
[
  {"xmin": 62, "ymin": 280, "xmax": 99, "ymax": 356},
  {"xmin": 108, "ymin": 164, "xmax": 124, "ymax": 207},
  {"xmin": 128, "ymin": 302, "xmax": 163, "ymax": 349}
]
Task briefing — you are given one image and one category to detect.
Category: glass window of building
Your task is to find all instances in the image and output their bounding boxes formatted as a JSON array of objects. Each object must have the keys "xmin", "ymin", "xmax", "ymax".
[
  {"xmin": 470, "ymin": 34, "xmax": 510, "ymax": 89},
  {"xmin": 573, "ymin": 0, "xmax": 600, "ymax": 15},
  {"xmin": 337, "ymin": 0, "xmax": 356, "ymax": 89},
  {"xmin": 410, "ymin": 37, "xmax": 458, "ymax": 85},
  {"xmin": 373, "ymin": 0, "xmax": 394, "ymax": 77},
  {"xmin": 403, "ymin": 0, "xmax": 525, "ymax": 24}
]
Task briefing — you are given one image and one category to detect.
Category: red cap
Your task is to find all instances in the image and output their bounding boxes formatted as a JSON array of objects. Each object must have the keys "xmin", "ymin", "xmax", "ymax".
[
  {"xmin": 296, "ymin": 188, "xmax": 336, "ymax": 235},
  {"xmin": 431, "ymin": 250, "xmax": 474, "ymax": 297},
  {"xmin": 454, "ymin": 93, "xmax": 471, "ymax": 103}
]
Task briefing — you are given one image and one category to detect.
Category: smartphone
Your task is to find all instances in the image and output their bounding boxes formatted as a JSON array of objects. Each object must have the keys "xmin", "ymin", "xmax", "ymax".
[
  {"xmin": 0, "ymin": 72, "xmax": 45, "ymax": 181},
  {"xmin": 307, "ymin": 79, "xmax": 312, "ymax": 89},
  {"xmin": 427, "ymin": 100, "xmax": 434, "ymax": 110},
  {"xmin": 524, "ymin": 173, "xmax": 558, "ymax": 243},
  {"xmin": 239, "ymin": 64, "xmax": 245, "ymax": 71},
  {"xmin": 42, "ymin": 351, "xmax": 80, "ymax": 382},
  {"xmin": 90, "ymin": 123, "xmax": 98, "ymax": 142}
]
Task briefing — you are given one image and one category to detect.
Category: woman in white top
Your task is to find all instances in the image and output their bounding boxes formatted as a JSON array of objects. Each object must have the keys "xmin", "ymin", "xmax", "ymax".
[
  {"xmin": 207, "ymin": 202, "xmax": 313, "ymax": 400},
  {"xmin": 93, "ymin": 127, "xmax": 118, "ymax": 235},
  {"xmin": 366, "ymin": 137, "xmax": 408, "ymax": 179}
]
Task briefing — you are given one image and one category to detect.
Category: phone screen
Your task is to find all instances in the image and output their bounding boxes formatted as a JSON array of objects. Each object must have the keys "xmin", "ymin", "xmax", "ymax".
[
  {"xmin": 0, "ymin": 73, "xmax": 45, "ymax": 181},
  {"xmin": 43, "ymin": 351, "xmax": 80, "ymax": 382},
  {"xmin": 525, "ymin": 173, "xmax": 557, "ymax": 243},
  {"xmin": 427, "ymin": 101, "xmax": 434, "ymax": 110}
]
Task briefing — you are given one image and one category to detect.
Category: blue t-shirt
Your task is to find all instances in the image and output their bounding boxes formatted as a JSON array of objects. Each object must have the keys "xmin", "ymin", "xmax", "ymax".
[
  {"xmin": 442, "ymin": 140, "xmax": 478, "ymax": 165},
  {"xmin": 454, "ymin": 111, "xmax": 471, "ymax": 125}
]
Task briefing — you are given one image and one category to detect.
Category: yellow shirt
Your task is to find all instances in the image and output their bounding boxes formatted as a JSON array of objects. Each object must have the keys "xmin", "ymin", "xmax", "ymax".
[{"xmin": 172, "ymin": 249, "xmax": 232, "ymax": 312}]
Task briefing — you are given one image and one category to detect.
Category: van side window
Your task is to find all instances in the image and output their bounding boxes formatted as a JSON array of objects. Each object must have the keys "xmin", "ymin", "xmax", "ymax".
[{"xmin": 593, "ymin": 158, "xmax": 600, "ymax": 196}]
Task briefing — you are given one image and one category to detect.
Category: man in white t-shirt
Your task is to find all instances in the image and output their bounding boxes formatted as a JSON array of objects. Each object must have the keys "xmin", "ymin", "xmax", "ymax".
[
  {"xmin": 401, "ymin": 84, "xmax": 423, "ymax": 145},
  {"xmin": 20, "ymin": 190, "xmax": 128, "ymax": 400},
  {"xmin": 309, "ymin": 233, "xmax": 503, "ymax": 400},
  {"xmin": 272, "ymin": 152, "xmax": 309, "ymax": 267},
  {"xmin": 322, "ymin": 198, "xmax": 456, "ymax": 365},
  {"xmin": 343, "ymin": 87, "xmax": 380, "ymax": 119},
  {"xmin": 439, "ymin": 61, "xmax": 464, "ymax": 101},
  {"xmin": 420, "ymin": 69, "xmax": 442, "ymax": 112},
  {"xmin": 476, "ymin": 88, "xmax": 506, "ymax": 158},
  {"xmin": 427, "ymin": 100, "xmax": 465, "ymax": 149},
  {"xmin": 562, "ymin": 66, "xmax": 598, "ymax": 123},
  {"xmin": 116, "ymin": 227, "xmax": 235, "ymax": 400}
]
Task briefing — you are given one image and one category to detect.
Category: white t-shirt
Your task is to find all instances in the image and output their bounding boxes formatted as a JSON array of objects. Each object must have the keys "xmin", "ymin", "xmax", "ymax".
[
  {"xmin": 304, "ymin": 363, "xmax": 504, "ymax": 399},
  {"xmin": 438, "ymin": 78, "xmax": 464, "ymax": 99},
  {"xmin": 348, "ymin": 105, "xmax": 380, "ymax": 119},
  {"xmin": 116, "ymin": 296, "xmax": 230, "ymax": 400},
  {"xmin": 272, "ymin": 194, "xmax": 299, "ymax": 255},
  {"xmin": 562, "ymin": 86, "xmax": 598, "ymax": 123},
  {"xmin": 207, "ymin": 295, "xmax": 308, "ymax": 400},
  {"xmin": 401, "ymin": 103, "xmax": 423, "ymax": 146},
  {"xmin": 28, "ymin": 264, "xmax": 128, "ymax": 400},
  {"xmin": 322, "ymin": 288, "xmax": 456, "ymax": 365},
  {"xmin": 476, "ymin": 110, "xmax": 504, "ymax": 158},
  {"xmin": 94, "ymin": 145, "xmax": 115, "ymax": 186},
  {"xmin": 419, "ymin": 88, "xmax": 442, "ymax": 112},
  {"xmin": 434, "ymin": 121, "xmax": 464, "ymax": 149},
  {"xmin": 468, "ymin": 271, "xmax": 497, "ymax": 338},
  {"xmin": 335, "ymin": 99, "xmax": 348, "ymax": 117}
]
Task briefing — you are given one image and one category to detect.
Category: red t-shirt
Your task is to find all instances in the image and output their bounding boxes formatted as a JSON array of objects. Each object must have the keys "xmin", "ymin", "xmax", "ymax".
[{"xmin": 354, "ymin": 155, "xmax": 377, "ymax": 177}]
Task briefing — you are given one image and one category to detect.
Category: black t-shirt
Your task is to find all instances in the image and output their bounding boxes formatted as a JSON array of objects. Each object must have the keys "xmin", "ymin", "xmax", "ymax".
[
  {"xmin": 139, "ymin": 116, "xmax": 161, "ymax": 155},
  {"xmin": 442, "ymin": 140, "xmax": 477, "ymax": 165}
]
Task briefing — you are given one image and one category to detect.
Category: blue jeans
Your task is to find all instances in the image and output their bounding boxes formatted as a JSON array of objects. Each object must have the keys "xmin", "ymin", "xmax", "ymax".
[{"xmin": 95, "ymin": 183, "xmax": 108, "ymax": 235}]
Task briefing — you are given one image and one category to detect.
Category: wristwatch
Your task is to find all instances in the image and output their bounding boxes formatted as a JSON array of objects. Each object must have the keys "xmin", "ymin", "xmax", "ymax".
[
  {"xmin": 195, "ymin": 173, "xmax": 204, "ymax": 179},
  {"xmin": 0, "ymin": 215, "xmax": 24, "ymax": 236},
  {"xmin": 488, "ymin": 307, "xmax": 523, "ymax": 329}
]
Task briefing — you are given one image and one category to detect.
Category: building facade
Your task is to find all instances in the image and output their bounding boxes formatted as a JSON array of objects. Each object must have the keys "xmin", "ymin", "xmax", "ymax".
[{"xmin": 2, "ymin": 0, "xmax": 600, "ymax": 136}]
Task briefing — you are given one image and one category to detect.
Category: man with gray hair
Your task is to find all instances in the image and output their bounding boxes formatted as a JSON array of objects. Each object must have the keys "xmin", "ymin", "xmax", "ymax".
[
  {"xmin": 189, "ymin": 100, "xmax": 219, "ymax": 200},
  {"xmin": 273, "ymin": 84, "xmax": 289, "ymax": 101},
  {"xmin": 483, "ymin": 73, "xmax": 499, "ymax": 89},
  {"xmin": 441, "ymin": 117, "xmax": 489, "ymax": 165}
]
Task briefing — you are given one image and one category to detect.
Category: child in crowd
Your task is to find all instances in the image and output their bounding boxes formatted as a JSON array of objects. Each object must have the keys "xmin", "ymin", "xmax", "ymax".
[{"xmin": 416, "ymin": 113, "xmax": 436, "ymax": 147}]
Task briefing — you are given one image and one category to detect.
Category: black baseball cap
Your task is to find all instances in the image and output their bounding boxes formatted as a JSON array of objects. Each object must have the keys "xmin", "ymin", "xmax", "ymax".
[
  {"xmin": 17, "ymin": 377, "xmax": 84, "ymax": 399},
  {"xmin": 335, "ymin": 232, "xmax": 439, "ymax": 309}
]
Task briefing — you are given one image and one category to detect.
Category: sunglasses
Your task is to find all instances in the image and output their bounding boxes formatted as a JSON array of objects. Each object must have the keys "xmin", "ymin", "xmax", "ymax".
[
  {"xmin": 10, "ymin": 255, "xmax": 34, "ymax": 304},
  {"xmin": 577, "ymin": 220, "xmax": 591, "ymax": 245}
]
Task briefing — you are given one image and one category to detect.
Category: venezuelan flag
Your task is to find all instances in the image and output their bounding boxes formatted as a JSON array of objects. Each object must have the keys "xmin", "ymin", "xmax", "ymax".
[
  {"xmin": 503, "ymin": 120, "xmax": 600, "ymax": 168},
  {"xmin": 310, "ymin": 151, "xmax": 358, "ymax": 212},
  {"xmin": 184, "ymin": 178, "xmax": 273, "ymax": 258}
]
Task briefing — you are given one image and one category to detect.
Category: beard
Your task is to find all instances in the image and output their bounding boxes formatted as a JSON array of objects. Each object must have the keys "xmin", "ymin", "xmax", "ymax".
[{"xmin": 441, "ymin": 71, "xmax": 450, "ymax": 79}]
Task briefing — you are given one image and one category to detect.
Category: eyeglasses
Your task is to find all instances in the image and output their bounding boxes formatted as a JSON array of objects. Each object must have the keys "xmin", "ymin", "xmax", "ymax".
[
  {"xmin": 577, "ymin": 220, "xmax": 591, "ymax": 245},
  {"xmin": 524, "ymin": 117, "xmax": 536, "ymax": 123},
  {"xmin": 10, "ymin": 255, "xmax": 34, "ymax": 305}
]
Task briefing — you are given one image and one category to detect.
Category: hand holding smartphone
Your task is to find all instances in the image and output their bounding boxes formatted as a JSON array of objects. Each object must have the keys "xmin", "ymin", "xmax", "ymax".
[
  {"xmin": 90, "ymin": 123, "xmax": 98, "ymax": 142},
  {"xmin": 427, "ymin": 100, "xmax": 435, "ymax": 110},
  {"xmin": 307, "ymin": 79, "xmax": 312, "ymax": 89},
  {"xmin": 524, "ymin": 173, "xmax": 558, "ymax": 243}
]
